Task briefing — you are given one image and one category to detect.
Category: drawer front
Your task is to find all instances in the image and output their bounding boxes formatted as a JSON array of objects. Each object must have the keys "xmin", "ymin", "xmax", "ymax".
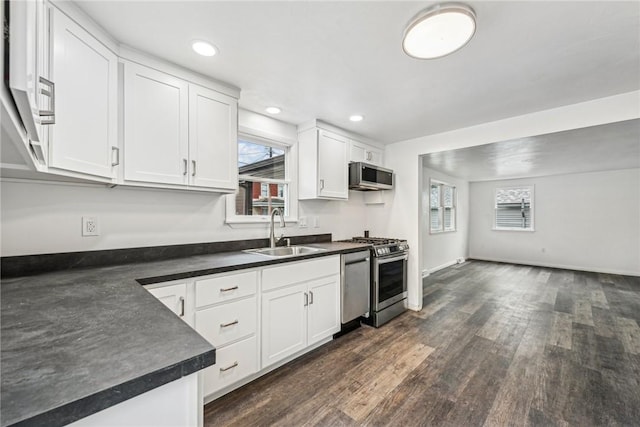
[
  {"xmin": 262, "ymin": 255, "xmax": 340, "ymax": 292},
  {"xmin": 202, "ymin": 335, "xmax": 258, "ymax": 397},
  {"xmin": 196, "ymin": 270, "xmax": 257, "ymax": 308},
  {"xmin": 195, "ymin": 296, "xmax": 257, "ymax": 347}
]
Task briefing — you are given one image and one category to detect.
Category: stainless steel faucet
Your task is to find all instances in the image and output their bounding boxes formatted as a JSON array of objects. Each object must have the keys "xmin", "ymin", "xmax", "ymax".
[{"xmin": 269, "ymin": 208, "xmax": 285, "ymax": 248}]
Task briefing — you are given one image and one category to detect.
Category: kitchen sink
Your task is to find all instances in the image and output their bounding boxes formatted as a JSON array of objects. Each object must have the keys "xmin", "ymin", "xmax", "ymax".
[{"xmin": 244, "ymin": 246, "xmax": 326, "ymax": 258}]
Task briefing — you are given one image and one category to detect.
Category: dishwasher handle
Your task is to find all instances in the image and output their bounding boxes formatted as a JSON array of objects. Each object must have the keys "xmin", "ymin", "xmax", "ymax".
[{"xmin": 344, "ymin": 257, "xmax": 370, "ymax": 266}]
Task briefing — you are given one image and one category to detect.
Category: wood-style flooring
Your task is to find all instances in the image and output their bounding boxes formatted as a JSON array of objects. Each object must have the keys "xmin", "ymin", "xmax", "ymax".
[{"xmin": 204, "ymin": 261, "xmax": 640, "ymax": 426}]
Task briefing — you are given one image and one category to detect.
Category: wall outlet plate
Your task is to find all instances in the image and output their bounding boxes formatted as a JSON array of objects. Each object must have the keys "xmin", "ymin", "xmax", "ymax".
[{"xmin": 82, "ymin": 216, "xmax": 100, "ymax": 236}]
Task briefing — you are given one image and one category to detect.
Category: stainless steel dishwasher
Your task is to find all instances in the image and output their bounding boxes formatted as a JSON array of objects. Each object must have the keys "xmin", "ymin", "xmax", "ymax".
[{"xmin": 341, "ymin": 250, "xmax": 371, "ymax": 324}]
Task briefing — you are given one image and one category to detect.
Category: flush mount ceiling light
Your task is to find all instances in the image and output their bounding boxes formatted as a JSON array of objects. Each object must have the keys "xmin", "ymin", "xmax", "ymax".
[
  {"xmin": 402, "ymin": 3, "xmax": 476, "ymax": 59},
  {"xmin": 191, "ymin": 40, "xmax": 217, "ymax": 57},
  {"xmin": 349, "ymin": 115, "xmax": 364, "ymax": 122},
  {"xmin": 265, "ymin": 106, "xmax": 281, "ymax": 114}
]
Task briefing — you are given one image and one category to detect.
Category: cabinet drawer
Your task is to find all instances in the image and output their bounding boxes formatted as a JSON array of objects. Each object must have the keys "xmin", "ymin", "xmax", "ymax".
[
  {"xmin": 195, "ymin": 297, "xmax": 257, "ymax": 347},
  {"xmin": 195, "ymin": 271, "xmax": 257, "ymax": 308},
  {"xmin": 202, "ymin": 335, "xmax": 258, "ymax": 397},
  {"xmin": 262, "ymin": 255, "xmax": 340, "ymax": 292}
]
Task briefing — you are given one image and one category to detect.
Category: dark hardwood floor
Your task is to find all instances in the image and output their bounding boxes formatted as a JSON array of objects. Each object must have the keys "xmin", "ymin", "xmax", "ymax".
[{"xmin": 204, "ymin": 261, "xmax": 640, "ymax": 426}]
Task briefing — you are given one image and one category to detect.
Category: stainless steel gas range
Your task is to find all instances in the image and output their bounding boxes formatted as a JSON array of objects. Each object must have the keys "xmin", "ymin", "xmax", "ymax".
[{"xmin": 345, "ymin": 237, "xmax": 410, "ymax": 327}]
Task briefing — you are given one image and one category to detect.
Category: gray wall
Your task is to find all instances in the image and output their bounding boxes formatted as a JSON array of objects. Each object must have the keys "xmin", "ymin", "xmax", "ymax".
[{"xmin": 468, "ymin": 168, "xmax": 640, "ymax": 275}]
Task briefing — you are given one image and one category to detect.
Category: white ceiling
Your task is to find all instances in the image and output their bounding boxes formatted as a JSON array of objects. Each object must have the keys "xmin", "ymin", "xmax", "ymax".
[
  {"xmin": 74, "ymin": 1, "xmax": 640, "ymax": 144},
  {"xmin": 422, "ymin": 119, "xmax": 640, "ymax": 181}
]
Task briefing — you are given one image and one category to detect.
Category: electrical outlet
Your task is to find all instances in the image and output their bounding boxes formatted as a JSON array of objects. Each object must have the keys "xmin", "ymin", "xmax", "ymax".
[
  {"xmin": 82, "ymin": 216, "xmax": 100, "ymax": 236},
  {"xmin": 299, "ymin": 217, "xmax": 308, "ymax": 228},
  {"xmin": 312, "ymin": 216, "xmax": 319, "ymax": 228}
]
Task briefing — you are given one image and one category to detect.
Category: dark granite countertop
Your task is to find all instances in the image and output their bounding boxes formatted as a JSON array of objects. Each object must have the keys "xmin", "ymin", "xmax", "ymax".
[{"xmin": 0, "ymin": 240, "xmax": 370, "ymax": 427}]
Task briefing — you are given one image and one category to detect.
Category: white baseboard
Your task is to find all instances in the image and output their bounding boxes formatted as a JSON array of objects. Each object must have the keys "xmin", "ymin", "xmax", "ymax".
[
  {"xmin": 468, "ymin": 256, "xmax": 640, "ymax": 277},
  {"xmin": 428, "ymin": 259, "xmax": 461, "ymax": 274}
]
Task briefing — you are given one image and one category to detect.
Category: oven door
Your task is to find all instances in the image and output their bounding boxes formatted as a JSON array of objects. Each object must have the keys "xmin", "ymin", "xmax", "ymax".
[{"xmin": 373, "ymin": 253, "xmax": 408, "ymax": 311}]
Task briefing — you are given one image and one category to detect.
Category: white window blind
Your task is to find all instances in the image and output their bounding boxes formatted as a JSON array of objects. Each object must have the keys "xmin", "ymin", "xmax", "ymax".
[{"xmin": 495, "ymin": 186, "xmax": 534, "ymax": 230}]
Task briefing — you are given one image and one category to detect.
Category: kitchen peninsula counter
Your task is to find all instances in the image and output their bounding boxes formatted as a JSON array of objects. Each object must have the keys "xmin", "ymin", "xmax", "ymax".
[{"xmin": 0, "ymin": 238, "xmax": 370, "ymax": 426}]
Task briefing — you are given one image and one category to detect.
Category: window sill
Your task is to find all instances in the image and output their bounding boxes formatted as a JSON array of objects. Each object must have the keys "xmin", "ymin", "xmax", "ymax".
[
  {"xmin": 225, "ymin": 217, "xmax": 298, "ymax": 225},
  {"xmin": 492, "ymin": 227, "xmax": 535, "ymax": 232},
  {"xmin": 429, "ymin": 230, "xmax": 457, "ymax": 234}
]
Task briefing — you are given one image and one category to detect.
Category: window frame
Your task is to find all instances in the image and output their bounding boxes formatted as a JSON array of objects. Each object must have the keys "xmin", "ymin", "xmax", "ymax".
[
  {"xmin": 225, "ymin": 131, "xmax": 298, "ymax": 224},
  {"xmin": 493, "ymin": 185, "xmax": 535, "ymax": 232},
  {"xmin": 429, "ymin": 179, "xmax": 457, "ymax": 234}
]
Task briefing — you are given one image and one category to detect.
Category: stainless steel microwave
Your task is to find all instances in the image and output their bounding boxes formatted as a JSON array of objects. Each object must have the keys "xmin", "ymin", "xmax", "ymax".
[{"xmin": 348, "ymin": 162, "xmax": 394, "ymax": 191}]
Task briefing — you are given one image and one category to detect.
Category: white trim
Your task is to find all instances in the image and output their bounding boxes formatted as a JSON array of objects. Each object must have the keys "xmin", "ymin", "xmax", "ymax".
[
  {"xmin": 428, "ymin": 259, "xmax": 460, "ymax": 274},
  {"xmin": 468, "ymin": 256, "xmax": 640, "ymax": 277}
]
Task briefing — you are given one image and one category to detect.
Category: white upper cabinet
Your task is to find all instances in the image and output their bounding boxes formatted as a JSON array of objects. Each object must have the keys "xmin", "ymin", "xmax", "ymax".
[
  {"xmin": 123, "ymin": 62, "xmax": 189, "ymax": 186},
  {"xmin": 123, "ymin": 62, "xmax": 238, "ymax": 192},
  {"xmin": 7, "ymin": 0, "xmax": 50, "ymax": 164},
  {"xmin": 298, "ymin": 128, "xmax": 348, "ymax": 200},
  {"xmin": 48, "ymin": 6, "xmax": 118, "ymax": 179},
  {"xmin": 349, "ymin": 139, "xmax": 383, "ymax": 166},
  {"xmin": 188, "ymin": 84, "xmax": 238, "ymax": 191}
]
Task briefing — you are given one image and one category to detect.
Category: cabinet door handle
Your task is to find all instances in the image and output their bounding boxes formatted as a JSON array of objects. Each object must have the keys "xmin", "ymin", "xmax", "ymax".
[
  {"xmin": 220, "ymin": 286, "xmax": 239, "ymax": 292},
  {"xmin": 192, "ymin": 160, "xmax": 196, "ymax": 176},
  {"xmin": 183, "ymin": 159, "xmax": 188, "ymax": 175},
  {"xmin": 220, "ymin": 319, "xmax": 239, "ymax": 328},
  {"xmin": 319, "ymin": 179, "xmax": 325, "ymax": 190},
  {"xmin": 219, "ymin": 361, "xmax": 238, "ymax": 372},
  {"xmin": 111, "ymin": 147, "xmax": 120, "ymax": 166},
  {"xmin": 38, "ymin": 77, "xmax": 55, "ymax": 125},
  {"xmin": 304, "ymin": 292, "xmax": 308, "ymax": 307},
  {"xmin": 178, "ymin": 297, "xmax": 185, "ymax": 317},
  {"xmin": 309, "ymin": 291, "xmax": 314, "ymax": 305},
  {"xmin": 366, "ymin": 151, "xmax": 373, "ymax": 161}
]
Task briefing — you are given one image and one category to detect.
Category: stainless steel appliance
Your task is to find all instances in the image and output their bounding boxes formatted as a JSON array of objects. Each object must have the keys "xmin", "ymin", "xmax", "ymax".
[
  {"xmin": 346, "ymin": 237, "xmax": 409, "ymax": 327},
  {"xmin": 340, "ymin": 250, "xmax": 371, "ymax": 324},
  {"xmin": 348, "ymin": 162, "xmax": 394, "ymax": 191}
]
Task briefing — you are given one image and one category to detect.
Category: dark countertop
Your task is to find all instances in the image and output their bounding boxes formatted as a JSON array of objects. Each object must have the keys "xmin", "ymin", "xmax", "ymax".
[{"xmin": 0, "ymin": 241, "xmax": 370, "ymax": 427}]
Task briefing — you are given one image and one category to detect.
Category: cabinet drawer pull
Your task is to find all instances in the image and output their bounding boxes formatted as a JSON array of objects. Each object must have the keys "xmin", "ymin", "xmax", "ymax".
[
  {"xmin": 304, "ymin": 292, "xmax": 308, "ymax": 307},
  {"xmin": 192, "ymin": 160, "xmax": 196, "ymax": 176},
  {"xmin": 309, "ymin": 291, "xmax": 314, "ymax": 305},
  {"xmin": 220, "ymin": 319, "xmax": 239, "ymax": 328},
  {"xmin": 183, "ymin": 158, "xmax": 188, "ymax": 175},
  {"xmin": 319, "ymin": 179, "xmax": 325, "ymax": 190},
  {"xmin": 220, "ymin": 286, "xmax": 239, "ymax": 292},
  {"xmin": 179, "ymin": 297, "xmax": 185, "ymax": 317},
  {"xmin": 38, "ymin": 77, "xmax": 55, "ymax": 125},
  {"xmin": 111, "ymin": 147, "xmax": 120, "ymax": 166},
  {"xmin": 219, "ymin": 361, "xmax": 238, "ymax": 372}
]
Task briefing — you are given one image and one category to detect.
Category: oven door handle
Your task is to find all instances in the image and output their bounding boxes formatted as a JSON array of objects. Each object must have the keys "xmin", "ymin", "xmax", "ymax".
[{"xmin": 375, "ymin": 253, "xmax": 408, "ymax": 264}]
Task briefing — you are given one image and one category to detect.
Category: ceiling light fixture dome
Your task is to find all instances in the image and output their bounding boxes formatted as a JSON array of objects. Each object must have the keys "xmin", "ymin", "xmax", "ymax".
[
  {"xmin": 265, "ymin": 106, "xmax": 281, "ymax": 114},
  {"xmin": 349, "ymin": 115, "xmax": 364, "ymax": 122},
  {"xmin": 402, "ymin": 3, "xmax": 476, "ymax": 59},
  {"xmin": 191, "ymin": 40, "xmax": 217, "ymax": 57}
]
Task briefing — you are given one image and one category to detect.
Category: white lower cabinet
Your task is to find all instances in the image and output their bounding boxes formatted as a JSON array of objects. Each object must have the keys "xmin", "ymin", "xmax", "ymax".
[
  {"xmin": 261, "ymin": 256, "xmax": 341, "ymax": 368},
  {"xmin": 146, "ymin": 282, "xmax": 191, "ymax": 327},
  {"xmin": 144, "ymin": 255, "xmax": 341, "ymax": 402}
]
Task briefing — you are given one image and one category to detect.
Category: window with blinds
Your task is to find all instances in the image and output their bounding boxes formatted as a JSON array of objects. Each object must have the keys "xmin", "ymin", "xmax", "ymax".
[
  {"xmin": 430, "ymin": 180, "xmax": 456, "ymax": 233},
  {"xmin": 494, "ymin": 186, "xmax": 534, "ymax": 231}
]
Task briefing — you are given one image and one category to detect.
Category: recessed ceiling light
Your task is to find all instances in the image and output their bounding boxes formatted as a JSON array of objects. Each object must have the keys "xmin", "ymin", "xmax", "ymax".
[
  {"xmin": 191, "ymin": 40, "xmax": 217, "ymax": 57},
  {"xmin": 265, "ymin": 107, "xmax": 281, "ymax": 114},
  {"xmin": 349, "ymin": 115, "xmax": 364, "ymax": 122},
  {"xmin": 402, "ymin": 3, "xmax": 476, "ymax": 59}
]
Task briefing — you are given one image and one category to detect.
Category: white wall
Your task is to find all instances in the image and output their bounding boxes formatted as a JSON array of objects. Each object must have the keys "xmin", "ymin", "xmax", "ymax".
[
  {"xmin": 371, "ymin": 91, "xmax": 640, "ymax": 311},
  {"xmin": 421, "ymin": 167, "xmax": 469, "ymax": 274},
  {"xmin": 0, "ymin": 110, "xmax": 375, "ymax": 256},
  {"xmin": 468, "ymin": 169, "xmax": 640, "ymax": 276}
]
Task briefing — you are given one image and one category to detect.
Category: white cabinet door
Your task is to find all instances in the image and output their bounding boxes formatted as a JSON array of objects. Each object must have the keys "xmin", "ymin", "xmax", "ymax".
[
  {"xmin": 307, "ymin": 275, "xmax": 340, "ymax": 346},
  {"xmin": 349, "ymin": 139, "xmax": 383, "ymax": 166},
  {"xmin": 261, "ymin": 283, "xmax": 308, "ymax": 368},
  {"xmin": 49, "ymin": 6, "xmax": 118, "ymax": 178},
  {"xmin": 8, "ymin": 0, "xmax": 49, "ymax": 153},
  {"xmin": 147, "ymin": 283, "xmax": 190, "ymax": 326},
  {"xmin": 317, "ymin": 130, "xmax": 348, "ymax": 199},
  {"xmin": 124, "ymin": 62, "xmax": 189, "ymax": 185},
  {"xmin": 188, "ymin": 84, "xmax": 237, "ymax": 191}
]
